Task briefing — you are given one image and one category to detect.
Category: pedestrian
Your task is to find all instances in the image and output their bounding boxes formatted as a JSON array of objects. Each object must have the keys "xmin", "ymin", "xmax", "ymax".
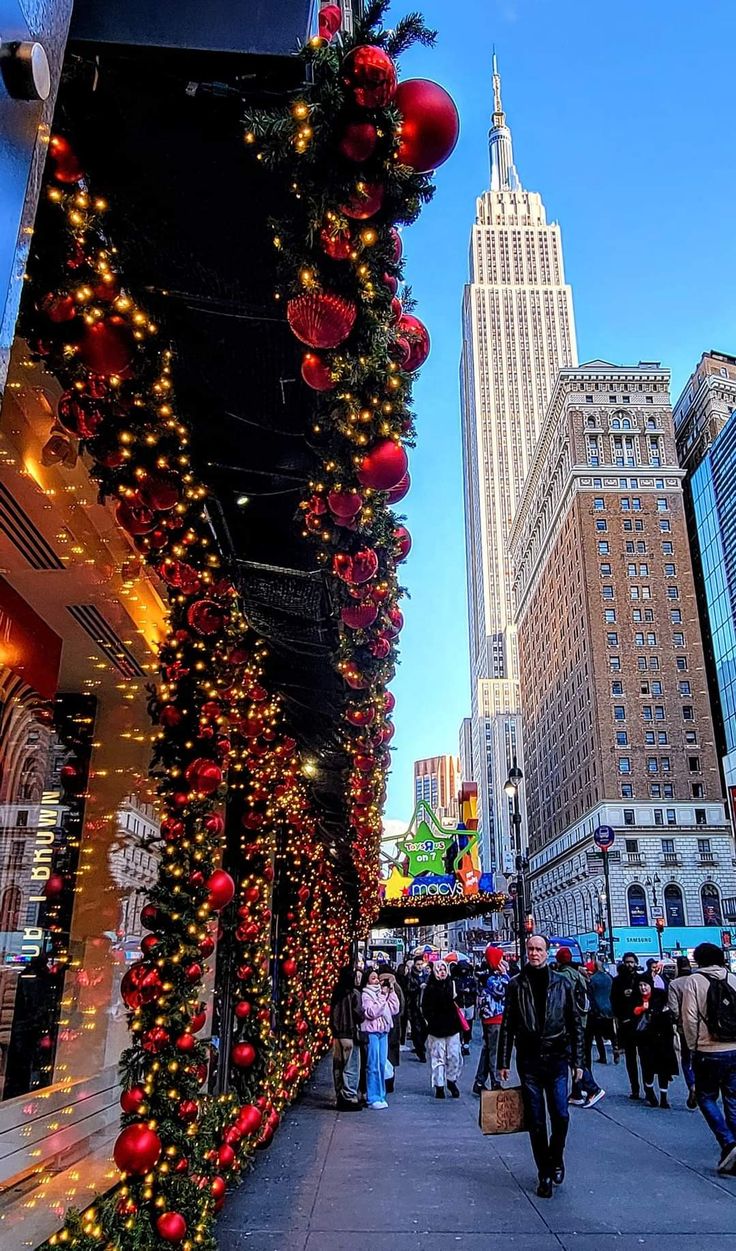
[
  {"xmin": 646, "ymin": 958, "xmax": 666, "ymax": 991},
  {"xmin": 453, "ymin": 959, "xmax": 477, "ymax": 1055},
  {"xmin": 421, "ymin": 959, "xmax": 463, "ymax": 1099},
  {"xmin": 378, "ymin": 965, "xmax": 404, "ymax": 1091},
  {"xmin": 330, "ymin": 966, "xmax": 364, "ymax": 1110},
  {"xmin": 668, "ymin": 955, "xmax": 698, "ymax": 1109},
  {"xmin": 612, "ymin": 951, "xmax": 646, "ymax": 1100},
  {"xmin": 681, "ymin": 941, "xmax": 736, "ymax": 1172},
  {"xmin": 498, "ymin": 933, "xmax": 585, "ymax": 1198},
  {"xmin": 396, "ymin": 961, "xmax": 410, "ymax": 1045},
  {"xmin": 360, "ymin": 968, "xmax": 399, "ymax": 1109},
  {"xmin": 634, "ymin": 979, "xmax": 678, "ymax": 1107},
  {"xmin": 407, "ymin": 953, "xmax": 429, "ymax": 1062},
  {"xmin": 554, "ymin": 947, "xmax": 605, "ymax": 1108},
  {"xmin": 473, "ymin": 946, "xmax": 509, "ymax": 1095},
  {"xmin": 586, "ymin": 959, "xmax": 618, "ymax": 1067}
]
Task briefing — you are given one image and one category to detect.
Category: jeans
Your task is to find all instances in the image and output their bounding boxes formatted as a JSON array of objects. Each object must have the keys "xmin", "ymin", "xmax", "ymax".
[
  {"xmin": 693, "ymin": 1050, "xmax": 736, "ymax": 1150},
  {"xmin": 679, "ymin": 1033, "xmax": 695, "ymax": 1091},
  {"xmin": 475, "ymin": 1022, "xmax": 502, "ymax": 1089},
  {"xmin": 519, "ymin": 1057, "xmax": 570, "ymax": 1179},
  {"xmin": 365, "ymin": 1032, "xmax": 388, "ymax": 1104},
  {"xmin": 332, "ymin": 1037, "xmax": 360, "ymax": 1102}
]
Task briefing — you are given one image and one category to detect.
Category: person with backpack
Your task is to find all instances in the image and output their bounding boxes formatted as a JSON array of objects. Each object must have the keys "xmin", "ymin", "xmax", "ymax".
[
  {"xmin": 667, "ymin": 955, "xmax": 698, "ymax": 1109},
  {"xmin": 681, "ymin": 941, "xmax": 736, "ymax": 1172},
  {"xmin": 554, "ymin": 948, "xmax": 605, "ymax": 1108}
]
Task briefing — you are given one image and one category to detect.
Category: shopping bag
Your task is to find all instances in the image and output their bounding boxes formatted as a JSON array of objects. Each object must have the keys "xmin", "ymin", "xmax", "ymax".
[
  {"xmin": 478, "ymin": 1086, "xmax": 526, "ymax": 1135},
  {"xmin": 455, "ymin": 1003, "xmax": 469, "ymax": 1031},
  {"xmin": 384, "ymin": 1058, "xmax": 395, "ymax": 1080}
]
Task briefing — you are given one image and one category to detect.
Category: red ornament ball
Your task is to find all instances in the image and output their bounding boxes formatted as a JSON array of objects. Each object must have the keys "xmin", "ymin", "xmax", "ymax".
[
  {"xmin": 120, "ymin": 1085, "xmax": 146, "ymax": 1115},
  {"xmin": 115, "ymin": 495, "xmax": 156, "ymax": 536},
  {"xmin": 178, "ymin": 1099, "xmax": 199, "ymax": 1123},
  {"xmin": 341, "ymin": 601, "xmax": 379, "ymax": 629},
  {"xmin": 114, "ymin": 1123, "xmax": 162, "ymax": 1175},
  {"xmin": 186, "ymin": 599, "xmax": 225, "ymax": 637},
  {"xmin": 218, "ymin": 1144, "xmax": 236, "ymax": 1169},
  {"xmin": 175, "ymin": 1032, "xmax": 196, "ymax": 1054},
  {"xmin": 138, "ymin": 471, "xmax": 181, "ymax": 512},
  {"xmin": 320, "ymin": 224, "xmax": 352, "ymax": 260},
  {"xmin": 350, "ymin": 549, "xmax": 379, "ymax": 585},
  {"xmin": 397, "ymin": 313, "xmax": 430, "ymax": 372},
  {"xmin": 282, "ymin": 957, "xmax": 298, "ymax": 977},
  {"xmin": 287, "ymin": 293, "xmax": 357, "ymax": 349},
  {"xmin": 237, "ymin": 1104, "xmax": 263, "ymax": 1135},
  {"xmin": 338, "ymin": 121, "xmax": 378, "ymax": 162},
  {"xmin": 341, "ymin": 181, "xmax": 384, "ymax": 220},
  {"xmin": 156, "ymin": 1213, "xmax": 187, "ymax": 1244},
  {"xmin": 77, "ymin": 316, "xmax": 135, "ymax": 377},
  {"xmin": 142, "ymin": 1026, "xmax": 170, "ymax": 1054},
  {"xmin": 386, "ymin": 471, "xmax": 411, "ymax": 504},
  {"xmin": 342, "ymin": 45, "xmax": 397, "ymax": 108},
  {"xmin": 394, "ymin": 525, "xmax": 412, "ymax": 561},
  {"xmin": 231, "ymin": 1041, "xmax": 257, "ymax": 1069},
  {"xmin": 328, "ymin": 489, "xmax": 362, "ymax": 519},
  {"xmin": 121, "ymin": 962, "xmax": 163, "ymax": 1010},
  {"xmin": 42, "ymin": 292, "xmax": 76, "ymax": 323},
  {"xmin": 395, "ymin": 78, "xmax": 460, "ymax": 173},
  {"xmin": 301, "ymin": 352, "xmax": 335, "ymax": 391},
  {"xmin": 357, "ymin": 439, "xmax": 408, "ymax": 490},
  {"xmin": 207, "ymin": 869, "xmax": 235, "ymax": 911},
  {"xmin": 235, "ymin": 1000, "xmax": 252, "ymax": 1020},
  {"xmin": 48, "ymin": 134, "xmax": 84, "ymax": 184}
]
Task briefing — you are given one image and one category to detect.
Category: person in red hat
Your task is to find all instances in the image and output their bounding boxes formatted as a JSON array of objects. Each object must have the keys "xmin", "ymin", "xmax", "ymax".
[{"xmin": 473, "ymin": 947, "xmax": 509, "ymax": 1095}]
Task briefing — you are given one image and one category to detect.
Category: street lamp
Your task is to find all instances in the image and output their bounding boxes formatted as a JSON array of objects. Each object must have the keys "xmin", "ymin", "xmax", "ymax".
[
  {"xmin": 504, "ymin": 757, "xmax": 528, "ymax": 962},
  {"xmin": 645, "ymin": 874, "xmax": 664, "ymax": 959}
]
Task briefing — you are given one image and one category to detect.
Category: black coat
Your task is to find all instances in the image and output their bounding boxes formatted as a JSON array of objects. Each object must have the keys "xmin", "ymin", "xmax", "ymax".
[
  {"xmin": 611, "ymin": 969, "xmax": 645, "ymax": 1027},
  {"xmin": 497, "ymin": 968, "xmax": 585, "ymax": 1070},
  {"xmin": 422, "ymin": 975, "xmax": 461, "ymax": 1038}
]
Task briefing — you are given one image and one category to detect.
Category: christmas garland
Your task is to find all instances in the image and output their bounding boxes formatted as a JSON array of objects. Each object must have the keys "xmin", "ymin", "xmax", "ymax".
[
  {"xmin": 23, "ymin": 141, "xmax": 351, "ymax": 1251},
  {"xmin": 244, "ymin": 0, "xmax": 458, "ymax": 928}
]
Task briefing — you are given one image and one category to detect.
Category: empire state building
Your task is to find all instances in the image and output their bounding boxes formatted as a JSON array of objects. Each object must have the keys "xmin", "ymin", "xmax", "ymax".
[{"xmin": 460, "ymin": 57, "xmax": 577, "ymax": 875}]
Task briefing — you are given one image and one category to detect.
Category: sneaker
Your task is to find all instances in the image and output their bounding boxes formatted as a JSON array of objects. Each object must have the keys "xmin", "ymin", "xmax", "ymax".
[
  {"xmin": 584, "ymin": 1089, "xmax": 606, "ymax": 1108},
  {"xmin": 687, "ymin": 1088, "xmax": 698, "ymax": 1110},
  {"xmin": 368, "ymin": 1100, "xmax": 388, "ymax": 1109},
  {"xmin": 718, "ymin": 1143, "xmax": 736, "ymax": 1173},
  {"xmin": 472, "ymin": 1083, "xmax": 485, "ymax": 1097},
  {"xmin": 552, "ymin": 1165, "xmax": 565, "ymax": 1186},
  {"xmin": 568, "ymin": 1095, "xmax": 587, "ymax": 1106}
]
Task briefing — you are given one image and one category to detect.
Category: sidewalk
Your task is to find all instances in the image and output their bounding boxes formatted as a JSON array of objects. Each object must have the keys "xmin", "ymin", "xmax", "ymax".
[{"xmin": 218, "ymin": 1042, "xmax": 736, "ymax": 1251}]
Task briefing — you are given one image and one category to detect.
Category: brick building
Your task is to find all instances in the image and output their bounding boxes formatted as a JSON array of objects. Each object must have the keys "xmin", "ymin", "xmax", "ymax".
[{"xmin": 509, "ymin": 361, "xmax": 735, "ymax": 957}]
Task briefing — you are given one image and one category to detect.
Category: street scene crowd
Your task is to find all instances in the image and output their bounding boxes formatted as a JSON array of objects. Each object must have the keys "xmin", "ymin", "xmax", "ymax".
[{"xmin": 330, "ymin": 935, "xmax": 736, "ymax": 1198}]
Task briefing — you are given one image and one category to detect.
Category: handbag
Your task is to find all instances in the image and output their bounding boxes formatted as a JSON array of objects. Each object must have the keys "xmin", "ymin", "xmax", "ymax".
[
  {"xmin": 478, "ymin": 1086, "xmax": 527, "ymax": 1135},
  {"xmin": 455, "ymin": 1003, "xmax": 469, "ymax": 1032}
]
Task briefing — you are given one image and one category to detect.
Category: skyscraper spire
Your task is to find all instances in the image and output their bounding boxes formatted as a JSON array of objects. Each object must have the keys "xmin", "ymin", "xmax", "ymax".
[{"xmin": 489, "ymin": 53, "xmax": 521, "ymax": 191}]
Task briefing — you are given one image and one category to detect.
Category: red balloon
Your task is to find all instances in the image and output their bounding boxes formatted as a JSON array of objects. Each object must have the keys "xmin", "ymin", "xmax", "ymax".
[
  {"xmin": 341, "ymin": 181, "xmax": 384, "ymax": 220},
  {"xmin": 287, "ymin": 293, "xmax": 357, "ymax": 349},
  {"xmin": 318, "ymin": 4, "xmax": 342, "ymax": 37},
  {"xmin": 231, "ymin": 1042, "xmax": 256, "ymax": 1069},
  {"xmin": 301, "ymin": 352, "xmax": 335, "ymax": 391},
  {"xmin": 342, "ymin": 46, "xmax": 397, "ymax": 108},
  {"xmin": 386, "ymin": 471, "xmax": 411, "ymax": 504},
  {"xmin": 77, "ymin": 316, "xmax": 135, "ymax": 377},
  {"xmin": 338, "ymin": 121, "xmax": 378, "ymax": 162},
  {"xmin": 395, "ymin": 78, "xmax": 460, "ymax": 173},
  {"xmin": 394, "ymin": 525, "xmax": 412, "ymax": 561},
  {"xmin": 341, "ymin": 601, "xmax": 379, "ymax": 629},
  {"xmin": 328, "ymin": 489, "xmax": 363, "ymax": 519},
  {"xmin": 397, "ymin": 313, "xmax": 430, "ymax": 371},
  {"xmin": 114, "ymin": 1123, "xmax": 162, "ymax": 1175},
  {"xmin": 120, "ymin": 1085, "xmax": 146, "ymax": 1114},
  {"xmin": 207, "ymin": 869, "xmax": 235, "ymax": 911},
  {"xmin": 156, "ymin": 1213, "xmax": 187, "ymax": 1244},
  {"xmin": 357, "ymin": 439, "xmax": 408, "ymax": 490},
  {"xmin": 320, "ymin": 224, "xmax": 352, "ymax": 259}
]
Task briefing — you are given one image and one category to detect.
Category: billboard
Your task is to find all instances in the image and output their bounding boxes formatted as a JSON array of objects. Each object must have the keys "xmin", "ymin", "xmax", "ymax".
[{"xmin": 381, "ymin": 802, "xmax": 495, "ymax": 903}]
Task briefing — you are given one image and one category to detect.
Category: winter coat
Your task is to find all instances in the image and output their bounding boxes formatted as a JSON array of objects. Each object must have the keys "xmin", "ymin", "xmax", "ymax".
[
  {"xmin": 634, "ymin": 987, "xmax": 678, "ymax": 1078},
  {"xmin": 330, "ymin": 988, "xmax": 364, "ymax": 1042},
  {"xmin": 478, "ymin": 973, "xmax": 509, "ymax": 1025},
  {"xmin": 421, "ymin": 974, "xmax": 461, "ymax": 1038},
  {"xmin": 611, "ymin": 968, "xmax": 645, "ymax": 1027},
  {"xmin": 497, "ymin": 968, "xmax": 585, "ymax": 1071},
  {"xmin": 453, "ymin": 964, "xmax": 478, "ymax": 1011},
  {"xmin": 555, "ymin": 964, "xmax": 590, "ymax": 1025},
  {"xmin": 361, "ymin": 985, "xmax": 399, "ymax": 1035},
  {"xmin": 681, "ymin": 966, "xmax": 736, "ymax": 1054},
  {"xmin": 588, "ymin": 970, "xmax": 614, "ymax": 1019}
]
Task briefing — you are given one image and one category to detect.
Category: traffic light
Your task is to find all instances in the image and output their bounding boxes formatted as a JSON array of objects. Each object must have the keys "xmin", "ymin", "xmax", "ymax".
[
  {"xmin": 655, "ymin": 916, "xmax": 665, "ymax": 933},
  {"xmin": 595, "ymin": 922, "xmax": 604, "ymax": 937}
]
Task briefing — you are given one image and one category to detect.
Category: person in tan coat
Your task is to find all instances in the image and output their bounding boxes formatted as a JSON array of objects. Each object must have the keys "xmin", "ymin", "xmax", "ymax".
[{"xmin": 681, "ymin": 942, "xmax": 736, "ymax": 1173}]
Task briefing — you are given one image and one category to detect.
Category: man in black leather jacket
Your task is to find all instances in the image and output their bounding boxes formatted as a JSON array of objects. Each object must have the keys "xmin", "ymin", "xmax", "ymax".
[{"xmin": 498, "ymin": 934, "xmax": 585, "ymax": 1198}]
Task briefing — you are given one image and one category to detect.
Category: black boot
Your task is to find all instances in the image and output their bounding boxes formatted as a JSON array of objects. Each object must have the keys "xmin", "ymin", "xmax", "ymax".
[
  {"xmin": 435, "ymin": 1085, "xmax": 445, "ymax": 1099},
  {"xmin": 644, "ymin": 1086, "xmax": 658, "ymax": 1107},
  {"xmin": 447, "ymin": 1080, "xmax": 460, "ymax": 1098},
  {"xmin": 536, "ymin": 1177, "xmax": 553, "ymax": 1198}
]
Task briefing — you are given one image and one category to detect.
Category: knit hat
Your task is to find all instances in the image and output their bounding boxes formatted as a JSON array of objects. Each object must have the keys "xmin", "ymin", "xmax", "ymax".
[
  {"xmin": 556, "ymin": 947, "xmax": 573, "ymax": 965},
  {"xmin": 485, "ymin": 945, "xmax": 504, "ymax": 970}
]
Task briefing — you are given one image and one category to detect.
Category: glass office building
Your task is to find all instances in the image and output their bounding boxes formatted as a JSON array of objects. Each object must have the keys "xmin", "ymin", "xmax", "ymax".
[{"xmin": 690, "ymin": 407, "xmax": 736, "ymax": 797}]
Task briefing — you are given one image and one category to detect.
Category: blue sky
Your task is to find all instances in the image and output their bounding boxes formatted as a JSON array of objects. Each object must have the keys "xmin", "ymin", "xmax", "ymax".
[{"xmin": 385, "ymin": 0, "xmax": 736, "ymax": 828}]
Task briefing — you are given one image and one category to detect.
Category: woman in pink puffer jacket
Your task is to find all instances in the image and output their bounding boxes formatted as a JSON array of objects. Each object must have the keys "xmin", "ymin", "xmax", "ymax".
[{"xmin": 361, "ymin": 968, "xmax": 399, "ymax": 1108}]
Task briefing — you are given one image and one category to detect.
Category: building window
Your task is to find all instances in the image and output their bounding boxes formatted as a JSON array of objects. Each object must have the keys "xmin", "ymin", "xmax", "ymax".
[
  {"xmin": 673, "ymin": 632, "xmax": 685, "ymax": 647},
  {"xmin": 664, "ymin": 563, "xmax": 676, "ymax": 577},
  {"xmin": 624, "ymin": 809, "xmax": 635, "ymax": 825},
  {"xmin": 664, "ymin": 884, "xmax": 685, "ymax": 926},
  {"xmin": 676, "ymin": 657, "xmax": 688, "ymax": 671},
  {"xmin": 666, "ymin": 808, "xmax": 677, "ymax": 825},
  {"xmin": 654, "ymin": 705, "xmax": 665, "ymax": 720},
  {"xmin": 671, "ymin": 609, "xmax": 682, "ymax": 623},
  {"xmin": 600, "ymin": 563, "xmax": 612, "ymax": 576},
  {"xmin": 625, "ymin": 838, "xmax": 639, "ymax": 852},
  {"xmin": 654, "ymin": 809, "xmax": 664, "ymax": 825},
  {"xmin": 607, "ymin": 632, "xmax": 619, "ymax": 647},
  {"xmin": 657, "ymin": 498, "xmax": 669, "ymax": 512},
  {"xmin": 647, "ymin": 633, "xmax": 657, "ymax": 646},
  {"xmin": 650, "ymin": 783, "xmax": 661, "ymax": 797},
  {"xmin": 611, "ymin": 681, "xmax": 623, "ymax": 695},
  {"xmin": 616, "ymin": 731, "xmax": 629, "ymax": 746},
  {"xmin": 661, "ymin": 756, "xmax": 671, "ymax": 773},
  {"xmin": 688, "ymin": 755, "xmax": 701, "ymax": 772},
  {"xmin": 683, "ymin": 706, "xmax": 694, "ymax": 721},
  {"xmin": 594, "ymin": 498, "xmax": 605, "ymax": 511},
  {"xmin": 662, "ymin": 542, "xmax": 673, "ymax": 555},
  {"xmin": 661, "ymin": 838, "xmax": 675, "ymax": 855},
  {"xmin": 619, "ymin": 757, "xmax": 632, "ymax": 774},
  {"xmin": 598, "ymin": 541, "xmax": 609, "ymax": 554},
  {"xmin": 660, "ymin": 518, "xmax": 671, "ymax": 532},
  {"xmin": 645, "ymin": 731, "xmax": 655, "ymax": 745},
  {"xmin": 628, "ymin": 884, "xmax": 648, "ymax": 926},
  {"xmin": 698, "ymin": 837, "xmax": 712, "ymax": 855},
  {"xmin": 647, "ymin": 756, "xmax": 658, "ymax": 773},
  {"xmin": 692, "ymin": 783, "xmax": 704, "ymax": 798},
  {"xmin": 621, "ymin": 783, "xmax": 634, "ymax": 798},
  {"xmin": 603, "ymin": 586, "xmax": 615, "ymax": 601},
  {"xmin": 702, "ymin": 884, "xmax": 722, "ymax": 926},
  {"xmin": 596, "ymin": 519, "xmax": 608, "ymax": 532},
  {"xmin": 679, "ymin": 681, "xmax": 691, "ymax": 695},
  {"xmin": 610, "ymin": 656, "xmax": 621, "ymax": 672}
]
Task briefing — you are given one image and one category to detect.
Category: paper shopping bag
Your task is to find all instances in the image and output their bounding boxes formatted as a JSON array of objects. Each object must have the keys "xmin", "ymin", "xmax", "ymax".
[{"xmin": 478, "ymin": 1086, "xmax": 527, "ymax": 1135}]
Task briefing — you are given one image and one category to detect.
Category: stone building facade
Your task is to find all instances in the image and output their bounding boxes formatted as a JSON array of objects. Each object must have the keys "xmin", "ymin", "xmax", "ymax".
[{"xmin": 509, "ymin": 361, "xmax": 736, "ymax": 954}]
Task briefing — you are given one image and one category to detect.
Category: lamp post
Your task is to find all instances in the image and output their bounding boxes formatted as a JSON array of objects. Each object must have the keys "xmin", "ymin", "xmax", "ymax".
[
  {"xmin": 504, "ymin": 757, "xmax": 527, "ymax": 962},
  {"xmin": 645, "ymin": 873, "xmax": 664, "ymax": 959}
]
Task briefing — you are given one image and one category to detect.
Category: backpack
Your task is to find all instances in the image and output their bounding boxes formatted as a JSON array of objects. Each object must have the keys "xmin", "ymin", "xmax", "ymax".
[{"xmin": 699, "ymin": 972, "xmax": 736, "ymax": 1042}]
